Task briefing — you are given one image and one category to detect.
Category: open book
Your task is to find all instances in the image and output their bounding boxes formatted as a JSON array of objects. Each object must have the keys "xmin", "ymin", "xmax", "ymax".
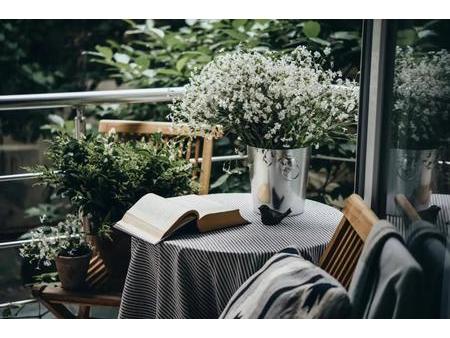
[{"xmin": 114, "ymin": 193, "xmax": 249, "ymax": 244}]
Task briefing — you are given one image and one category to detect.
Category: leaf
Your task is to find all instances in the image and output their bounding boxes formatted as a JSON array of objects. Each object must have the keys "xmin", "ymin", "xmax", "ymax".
[
  {"xmin": 47, "ymin": 114, "xmax": 65, "ymax": 127},
  {"xmin": 145, "ymin": 19, "xmax": 155, "ymax": 29},
  {"xmin": 147, "ymin": 27, "xmax": 165, "ymax": 39},
  {"xmin": 417, "ymin": 29, "xmax": 437, "ymax": 39},
  {"xmin": 164, "ymin": 34, "xmax": 185, "ymax": 48},
  {"xmin": 308, "ymin": 37, "xmax": 331, "ymax": 46},
  {"xmin": 210, "ymin": 173, "xmax": 230, "ymax": 190},
  {"xmin": 185, "ymin": 19, "xmax": 197, "ymax": 26},
  {"xmin": 330, "ymin": 31, "xmax": 359, "ymax": 40},
  {"xmin": 196, "ymin": 54, "xmax": 212, "ymax": 63},
  {"xmin": 113, "ymin": 53, "xmax": 130, "ymax": 64},
  {"xmin": 142, "ymin": 69, "xmax": 156, "ymax": 78},
  {"xmin": 232, "ymin": 19, "xmax": 248, "ymax": 29},
  {"xmin": 303, "ymin": 21, "xmax": 321, "ymax": 38},
  {"xmin": 135, "ymin": 55, "xmax": 150, "ymax": 69},
  {"xmin": 223, "ymin": 29, "xmax": 248, "ymax": 40},
  {"xmin": 397, "ymin": 29, "xmax": 418, "ymax": 46},
  {"xmin": 95, "ymin": 46, "xmax": 113, "ymax": 60},
  {"xmin": 156, "ymin": 68, "xmax": 181, "ymax": 76},
  {"xmin": 176, "ymin": 56, "xmax": 190, "ymax": 72},
  {"xmin": 181, "ymin": 51, "xmax": 208, "ymax": 57}
]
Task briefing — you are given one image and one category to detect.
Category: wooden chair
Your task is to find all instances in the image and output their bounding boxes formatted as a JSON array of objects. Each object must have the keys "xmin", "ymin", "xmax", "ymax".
[
  {"xmin": 319, "ymin": 194, "xmax": 379, "ymax": 289},
  {"xmin": 98, "ymin": 119, "xmax": 220, "ymax": 195}
]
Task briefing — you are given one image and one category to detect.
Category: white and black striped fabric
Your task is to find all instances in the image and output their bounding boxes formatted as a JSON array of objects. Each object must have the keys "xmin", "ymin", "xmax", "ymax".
[
  {"xmin": 388, "ymin": 194, "xmax": 450, "ymax": 238},
  {"xmin": 220, "ymin": 247, "xmax": 350, "ymax": 319},
  {"xmin": 118, "ymin": 193, "xmax": 342, "ymax": 319}
]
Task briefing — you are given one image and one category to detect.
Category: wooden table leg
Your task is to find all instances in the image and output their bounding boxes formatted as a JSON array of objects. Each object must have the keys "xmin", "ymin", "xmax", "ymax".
[
  {"xmin": 77, "ymin": 305, "xmax": 91, "ymax": 318},
  {"xmin": 39, "ymin": 299, "xmax": 75, "ymax": 319},
  {"xmin": 32, "ymin": 285, "xmax": 75, "ymax": 319}
]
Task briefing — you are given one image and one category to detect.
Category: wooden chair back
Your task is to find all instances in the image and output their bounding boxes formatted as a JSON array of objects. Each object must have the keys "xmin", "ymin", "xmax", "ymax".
[
  {"xmin": 319, "ymin": 194, "xmax": 379, "ymax": 289},
  {"xmin": 98, "ymin": 119, "xmax": 217, "ymax": 195}
]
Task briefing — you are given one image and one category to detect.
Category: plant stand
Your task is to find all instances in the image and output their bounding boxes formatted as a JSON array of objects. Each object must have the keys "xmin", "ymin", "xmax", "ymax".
[
  {"xmin": 31, "ymin": 285, "xmax": 121, "ymax": 318},
  {"xmin": 31, "ymin": 254, "xmax": 122, "ymax": 319}
]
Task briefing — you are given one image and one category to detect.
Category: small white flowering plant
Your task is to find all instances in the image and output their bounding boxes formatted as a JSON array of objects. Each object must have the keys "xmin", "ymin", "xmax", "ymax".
[
  {"xmin": 20, "ymin": 214, "xmax": 91, "ymax": 268},
  {"xmin": 170, "ymin": 46, "xmax": 359, "ymax": 149},
  {"xmin": 392, "ymin": 47, "xmax": 450, "ymax": 149}
]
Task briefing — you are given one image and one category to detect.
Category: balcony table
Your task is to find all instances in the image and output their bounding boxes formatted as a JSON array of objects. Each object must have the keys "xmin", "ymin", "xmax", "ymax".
[{"xmin": 118, "ymin": 193, "xmax": 342, "ymax": 319}]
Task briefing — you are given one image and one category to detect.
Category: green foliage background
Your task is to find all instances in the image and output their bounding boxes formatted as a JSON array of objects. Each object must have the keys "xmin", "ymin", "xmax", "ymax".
[{"xmin": 2, "ymin": 19, "xmax": 449, "ymax": 209}]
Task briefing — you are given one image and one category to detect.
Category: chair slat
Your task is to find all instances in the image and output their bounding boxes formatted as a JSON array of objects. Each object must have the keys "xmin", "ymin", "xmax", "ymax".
[
  {"xmin": 185, "ymin": 139, "xmax": 192, "ymax": 161},
  {"xmin": 341, "ymin": 245, "xmax": 364, "ymax": 288},
  {"xmin": 335, "ymin": 232, "xmax": 360, "ymax": 281},
  {"xmin": 319, "ymin": 194, "xmax": 378, "ymax": 289},
  {"xmin": 324, "ymin": 224, "xmax": 352, "ymax": 274},
  {"xmin": 329, "ymin": 228, "xmax": 357, "ymax": 276}
]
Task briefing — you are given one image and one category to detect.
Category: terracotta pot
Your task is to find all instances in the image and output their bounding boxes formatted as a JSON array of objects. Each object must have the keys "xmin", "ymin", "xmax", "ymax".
[{"xmin": 55, "ymin": 252, "xmax": 91, "ymax": 290}]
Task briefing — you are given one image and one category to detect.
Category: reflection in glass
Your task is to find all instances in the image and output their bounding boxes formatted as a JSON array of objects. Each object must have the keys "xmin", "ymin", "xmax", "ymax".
[{"xmin": 387, "ymin": 45, "xmax": 450, "ymax": 216}]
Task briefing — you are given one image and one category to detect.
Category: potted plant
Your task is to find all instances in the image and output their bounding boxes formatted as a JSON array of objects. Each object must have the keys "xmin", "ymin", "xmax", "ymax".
[
  {"xmin": 30, "ymin": 132, "xmax": 196, "ymax": 289},
  {"xmin": 387, "ymin": 47, "xmax": 450, "ymax": 215},
  {"xmin": 170, "ymin": 46, "xmax": 359, "ymax": 214},
  {"xmin": 20, "ymin": 214, "xmax": 92, "ymax": 290}
]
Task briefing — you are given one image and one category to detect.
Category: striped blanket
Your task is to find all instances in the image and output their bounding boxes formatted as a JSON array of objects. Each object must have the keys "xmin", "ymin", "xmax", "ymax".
[{"xmin": 220, "ymin": 247, "xmax": 351, "ymax": 319}]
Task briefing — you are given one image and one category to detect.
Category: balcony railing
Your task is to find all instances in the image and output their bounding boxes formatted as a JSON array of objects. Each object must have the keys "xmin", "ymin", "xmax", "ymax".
[{"xmin": 0, "ymin": 87, "xmax": 356, "ymax": 185}]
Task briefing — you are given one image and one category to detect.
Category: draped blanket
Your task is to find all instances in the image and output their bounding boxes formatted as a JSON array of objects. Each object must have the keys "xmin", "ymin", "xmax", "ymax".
[{"xmin": 220, "ymin": 247, "xmax": 350, "ymax": 319}]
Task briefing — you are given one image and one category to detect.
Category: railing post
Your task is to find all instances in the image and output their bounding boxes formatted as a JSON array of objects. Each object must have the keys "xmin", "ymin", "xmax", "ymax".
[{"xmin": 74, "ymin": 106, "xmax": 86, "ymax": 139}]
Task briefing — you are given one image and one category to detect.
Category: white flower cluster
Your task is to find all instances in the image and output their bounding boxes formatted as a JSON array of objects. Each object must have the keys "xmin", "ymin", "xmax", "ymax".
[
  {"xmin": 170, "ymin": 46, "xmax": 359, "ymax": 149},
  {"xmin": 20, "ymin": 214, "xmax": 89, "ymax": 267},
  {"xmin": 392, "ymin": 47, "xmax": 450, "ymax": 148}
]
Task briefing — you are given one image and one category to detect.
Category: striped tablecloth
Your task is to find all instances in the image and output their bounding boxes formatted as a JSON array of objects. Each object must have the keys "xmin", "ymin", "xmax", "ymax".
[
  {"xmin": 388, "ymin": 194, "xmax": 450, "ymax": 238},
  {"xmin": 118, "ymin": 193, "xmax": 342, "ymax": 319}
]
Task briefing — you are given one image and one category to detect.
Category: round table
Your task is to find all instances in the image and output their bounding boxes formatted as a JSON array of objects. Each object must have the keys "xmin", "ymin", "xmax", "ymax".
[{"xmin": 118, "ymin": 193, "xmax": 342, "ymax": 319}]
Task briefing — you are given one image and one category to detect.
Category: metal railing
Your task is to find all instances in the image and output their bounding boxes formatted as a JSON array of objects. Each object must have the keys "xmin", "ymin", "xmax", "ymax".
[
  {"xmin": 0, "ymin": 87, "xmax": 185, "ymax": 111},
  {"xmin": 0, "ymin": 87, "xmax": 356, "ymax": 184}
]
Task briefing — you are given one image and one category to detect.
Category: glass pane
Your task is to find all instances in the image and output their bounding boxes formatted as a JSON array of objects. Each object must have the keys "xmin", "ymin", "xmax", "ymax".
[
  {"xmin": 385, "ymin": 20, "xmax": 449, "ymax": 232},
  {"xmin": 384, "ymin": 20, "xmax": 449, "ymax": 318}
]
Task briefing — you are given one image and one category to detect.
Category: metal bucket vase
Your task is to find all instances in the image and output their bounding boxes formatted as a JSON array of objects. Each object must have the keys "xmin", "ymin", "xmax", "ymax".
[
  {"xmin": 247, "ymin": 146, "xmax": 310, "ymax": 215},
  {"xmin": 386, "ymin": 148, "xmax": 438, "ymax": 216}
]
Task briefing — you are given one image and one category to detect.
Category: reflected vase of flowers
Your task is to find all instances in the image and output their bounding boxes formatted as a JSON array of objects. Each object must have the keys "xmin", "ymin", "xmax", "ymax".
[{"xmin": 387, "ymin": 47, "xmax": 449, "ymax": 215}]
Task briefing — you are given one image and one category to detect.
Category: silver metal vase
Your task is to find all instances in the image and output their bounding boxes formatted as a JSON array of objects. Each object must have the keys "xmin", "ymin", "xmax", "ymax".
[
  {"xmin": 247, "ymin": 146, "xmax": 310, "ymax": 215},
  {"xmin": 386, "ymin": 148, "xmax": 438, "ymax": 215}
]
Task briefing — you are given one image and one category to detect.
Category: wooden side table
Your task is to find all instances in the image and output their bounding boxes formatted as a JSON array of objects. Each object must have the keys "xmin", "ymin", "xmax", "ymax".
[
  {"xmin": 31, "ymin": 284, "xmax": 121, "ymax": 319},
  {"xmin": 31, "ymin": 255, "xmax": 122, "ymax": 318}
]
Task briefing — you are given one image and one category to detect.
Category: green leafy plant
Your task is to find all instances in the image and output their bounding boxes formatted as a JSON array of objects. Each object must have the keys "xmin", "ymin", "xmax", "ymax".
[{"xmin": 29, "ymin": 132, "xmax": 196, "ymax": 236}]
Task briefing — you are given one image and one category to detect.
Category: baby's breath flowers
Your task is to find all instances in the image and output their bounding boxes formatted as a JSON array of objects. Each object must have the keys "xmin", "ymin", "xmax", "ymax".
[
  {"xmin": 392, "ymin": 47, "xmax": 450, "ymax": 149},
  {"xmin": 20, "ymin": 214, "xmax": 91, "ymax": 268},
  {"xmin": 170, "ymin": 46, "xmax": 359, "ymax": 149}
]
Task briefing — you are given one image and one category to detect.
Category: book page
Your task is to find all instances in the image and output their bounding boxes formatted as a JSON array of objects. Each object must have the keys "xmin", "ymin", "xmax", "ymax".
[
  {"xmin": 168, "ymin": 194, "xmax": 237, "ymax": 218},
  {"xmin": 117, "ymin": 193, "xmax": 195, "ymax": 242},
  {"xmin": 115, "ymin": 217, "xmax": 163, "ymax": 245},
  {"xmin": 168, "ymin": 194, "xmax": 249, "ymax": 232}
]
